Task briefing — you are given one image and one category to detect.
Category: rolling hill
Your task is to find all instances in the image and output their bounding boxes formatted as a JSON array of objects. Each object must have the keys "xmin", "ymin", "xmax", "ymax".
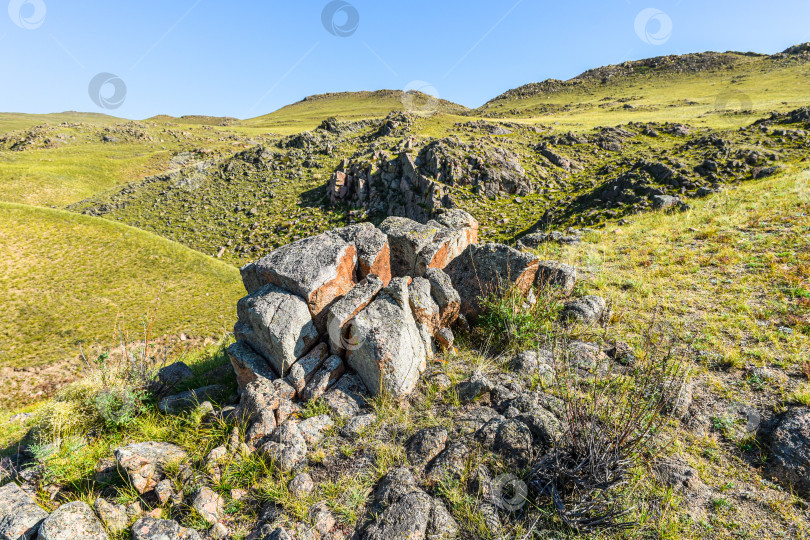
[{"xmin": 0, "ymin": 202, "xmax": 244, "ymax": 404}]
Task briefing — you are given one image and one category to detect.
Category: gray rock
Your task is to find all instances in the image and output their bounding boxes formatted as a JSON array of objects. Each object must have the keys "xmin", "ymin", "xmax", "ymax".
[
  {"xmin": 131, "ymin": 517, "xmax": 202, "ymax": 540},
  {"xmin": 227, "ymin": 341, "xmax": 277, "ymax": 392},
  {"xmin": 427, "ymin": 441, "xmax": 470, "ymax": 481},
  {"xmin": 192, "ymin": 487, "xmax": 224, "ymax": 525},
  {"xmin": 651, "ymin": 194, "xmax": 682, "ymax": 209},
  {"xmin": 38, "ymin": 501, "xmax": 107, "ymax": 540},
  {"xmin": 341, "ymin": 413, "xmax": 377, "ymax": 438},
  {"xmin": 510, "ymin": 349, "xmax": 554, "ymax": 382},
  {"xmin": 406, "ymin": 427, "xmax": 448, "ymax": 465},
  {"xmin": 325, "ymin": 275, "xmax": 384, "ymax": 356},
  {"xmin": 408, "ymin": 277, "xmax": 441, "ymax": 336},
  {"xmin": 515, "ymin": 407, "xmax": 561, "ymax": 449},
  {"xmin": 241, "ymin": 232, "xmax": 358, "ymax": 322},
  {"xmin": 285, "ymin": 343, "xmax": 329, "ymax": 395},
  {"xmin": 456, "ymin": 372, "xmax": 494, "ymax": 404},
  {"xmin": 769, "ymin": 408, "xmax": 810, "ymax": 495},
  {"xmin": 94, "ymin": 498, "xmax": 127, "ymax": 534},
  {"xmin": 297, "ymin": 414, "xmax": 334, "ymax": 446},
  {"xmin": 114, "ymin": 441, "xmax": 187, "ymax": 494},
  {"xmin": 246, "ymin": 408, "xmax": 278, "ymax": 447},
  {"xmin": 289, "ymin": 473, "xmax": 315, "ymax": 498},
  {"xmin": 324, "ymin": 373, "xmax": 367, "ymax": 418},
  {"xmin": 154, "ymin": 362, "xmax": 195, "ymax": 395},
  {"xmin": 444, "ymin": 243, "xmax": 540, "ymax": 318},
  {"xmin": 0, "ymin": 482, "xmax": 48, "ymax": 539},
  {"xmin": 241, "ymin": 378, "xmax": 281, "ymax": 440},
  {"xmin": 517, "ymin": 231, "xmax": 581, "ymax": 249},
  {"xmin": 457, "ymin": 406, "xmax": 502, "ymax": 434},
  {"xmin": 300, "ymin": 355, "xmax": 345, "ymax": 401},
  {"xmin": 236, "ymin": 284, "xmax": 320, "ymax": 376},
  {"xmin": 424, "ymin": 267, "xmax": 460, "ymax": 328},
  {"xmin": 561, "ymin": 295, "xmax": 608, "ymax": 324},
  {"xmin": 604, "ymin": 341, "xmax": 636, "ymax": 366},
  {"xmin": 435, "ymin": 328, "xmax": 454, "ymax": 349},
  {"xmin": 310, "ymin": 501, "xmax": 336, "ymax": 536},
  {"xmin": 346, "ymin": 278, "xmax": 427, "ymax": 397},
  {"xmin": 259, "ymin": 421, "xmax": 308, "ymax": 471},
  {"xmin": 158, "ymin": 385, "xmax": 226, "ymax": 414},
  {"xmin": 155, "ymin": 479, "xmax": 180, "ymax": 505},
  {"xmin": 262, "ymin": 528, "xmax": 293, "ymax": 540},
  {"xmin": 328, "ymin": 223, "xmax": 392, "ymax": 284},
  {"xmin": 655, "ymin": 456, "xmax": 702, "ymax": 492},
  {"xmin": 536, "ymin": 260, "xmax": 577, "ymax": 295},
  {"xmin": 366, "ymin": 467, "xmax": 459, "ymax": 540},
  {"xmin": 379, "ymin": 212, "xmax": 477, "ymax": 278},
  {"xmin": 476, "ymin": 418, "xmax": 533, "ymax": 468}
]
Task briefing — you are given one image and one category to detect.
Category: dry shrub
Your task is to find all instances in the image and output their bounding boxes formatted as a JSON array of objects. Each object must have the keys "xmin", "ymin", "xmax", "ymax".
[{"xmin": 530, "ymin": 321, "xmax": 688, "ymax": 532}]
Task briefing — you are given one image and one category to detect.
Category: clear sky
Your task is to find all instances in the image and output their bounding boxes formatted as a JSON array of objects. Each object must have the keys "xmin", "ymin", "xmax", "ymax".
[{"xmin": 2, "ymin": 0, "xmax": 809, "ymax": 119}]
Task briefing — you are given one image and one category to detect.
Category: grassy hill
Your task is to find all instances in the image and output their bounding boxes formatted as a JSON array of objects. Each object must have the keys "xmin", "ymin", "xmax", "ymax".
[
  {"xmin": 0, "ymin": 111, "xmax": 123, "ymax": 135},
  {"xmin": 0, "ymin": 202, "xmax": 243, "ymax": 385},
  {"xmin": 242, "ymin": 90, "xmax": 470, "ymax": 133},
  {"xmin": 476, "ymin": 47, "xmax": 810, "ymax": 130}
]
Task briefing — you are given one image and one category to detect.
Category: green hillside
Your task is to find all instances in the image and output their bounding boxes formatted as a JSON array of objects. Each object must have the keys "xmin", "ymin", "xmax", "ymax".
[
  {"xmin": 477, "ymin": 47, "xmax": 810, "ymax": 130},
  {"xmin": 242, "ymin": 90, "xmax": 470, "ymax": 133},
  {"xmin": 0, "ymin": 111, "xmax": 123, "ymax": 135},
  {"xmin": 0, "ymin": 202, "xmax": 243, "ymax": 375}
]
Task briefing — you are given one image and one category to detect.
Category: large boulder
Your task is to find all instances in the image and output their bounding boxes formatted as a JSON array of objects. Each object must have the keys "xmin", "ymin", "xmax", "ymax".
[
  {"xmin": 38, "ymin": 501, "xmax": 108, "ymax": 540},
  {"xmin": 444, "ymin": 243, "xmax": 540, "ymax": 318},
  {"xmin": 769, "ymin": 407, "xmax": 810, "ymax": 496},
  {"xmin": 379, "ymin": 210, "xmax": 478, "ymax": 278},
  {"xmin": 240, "ymin": 232, "xmax": 358, "ymax": 322},
  {"xmin": 114, "ymin": 442, "xmax": 187, "ymax": 494},
  {"xmin": 346, "ymin": 278, "xmax": 427, "ymax": 397},
  {"xmin": 328, "ymin": 223, "xmax": 392, "ymax": 285},
  {"xmin": 235, "ymin": 284, "xmax": 320, "ymax": 376},
  {"xmin": 0, "ymin": 482, "xmax": 48, "ymax": 539}
]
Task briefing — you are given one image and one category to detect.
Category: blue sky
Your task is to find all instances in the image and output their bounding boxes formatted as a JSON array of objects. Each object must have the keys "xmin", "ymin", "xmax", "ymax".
[{"xmin": 2, "ymin": 0, "xmax": 809, "ymax": 119}]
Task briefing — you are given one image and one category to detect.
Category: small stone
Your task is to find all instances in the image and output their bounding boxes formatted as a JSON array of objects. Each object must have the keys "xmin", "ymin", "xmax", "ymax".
[
  {"xmin": 259, "ymin": 421, "xmax": 308, "ymax": 471},
  {"xmin": 131, "ymin": 517, "xmax": 202, "ymax": 540},
  {"xmin": 289, "ymin": 473, "xmax": 315, "ymax": 498},
  {"xmin": 114, "ymin": 441, "xmax": 187, "ymax": 494},
  {"xmin": 456, "ymin": 372, "xmax": 494, "ymax": 404},
  {"xmin": 210, "ymin": 522, "xmax": 229, "ymax": 539},
  {"xmin": 158, "ymin": 385, "xmax": 226, "ymax": 414},
  {"xmin": 154, "ymin": 362, "xmax": 195, "ymax": 395},
  {"xmin": 561, "ymin": 295, "xmax": 609, "ymax": 324},
  {"xmin": 94, "ymin": 498, "xmax": 127, "ymax": 534},
  {"xmin": 435, "ymin": 328, "xmax": 454, "ymax": 349},
  {"xmin": 300, "ymin": 356, "xmax": 345, "ymax": 401},
  {"xmin": 193, "ymin": 487, "xmax": 224, "ymax": 525},
  {"xmin": 298, "ymin": 414, "xmax": 335, "ymax": 447},
  {"xmin": 406, "ymin": 427, "xmax": 448, "ymax": 465},
  {"xmin": 310, "ymin": 502, "xmax": 336, "ymax": 536},
  {"xmin": 341, "ymin": 413, "xmax": 377, "ymax": 438}
]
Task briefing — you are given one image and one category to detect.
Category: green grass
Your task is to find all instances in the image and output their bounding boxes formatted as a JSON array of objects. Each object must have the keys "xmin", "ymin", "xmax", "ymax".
[{"xmin": 0, "ymin": 202, "xmax": 243, "ymax": 386}]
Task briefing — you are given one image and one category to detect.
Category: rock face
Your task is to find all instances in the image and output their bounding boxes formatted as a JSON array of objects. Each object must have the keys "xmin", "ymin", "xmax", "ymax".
[
  {"xmin": 329, "ymin": 224, "xmax": 392, "ymax": 285},
  {"xmin": 346, "ymin": 278, "xmax": 427, "ymax": 397},
  {"xmin": 379, "ymin": 211, "xmax": 478, "ymax": 278},
  {"xmin": 769, "ymin": 408, "xmax": 810, "ymax": 495},
  {"xmin": 0, "ymin": 481, "xmax": 48, "ymax": 539},
  {"xmin": 424, "ymin": 268, "xmax": 460, "ymax": 327},
  {"xmin": 236, "ymin": 284, "xmax": 320, "ymax": 376},
  {"xmin": 114, "ymin": 441, "xmax": 187, "ymax": 494},
  {"xmin": 325, "ymin": 275, "xmax": 384, "ymax": 356},
  {"xmin": 444, "ymin": 243, "xmax": 540, "ymax": 317},
  {"xmin": 38, "ymin": 501, "xmax": 108, "ymax": 540},
  {"xmin": 241, "ymin": 233, "xmax": 358, "ymax": 322}
]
